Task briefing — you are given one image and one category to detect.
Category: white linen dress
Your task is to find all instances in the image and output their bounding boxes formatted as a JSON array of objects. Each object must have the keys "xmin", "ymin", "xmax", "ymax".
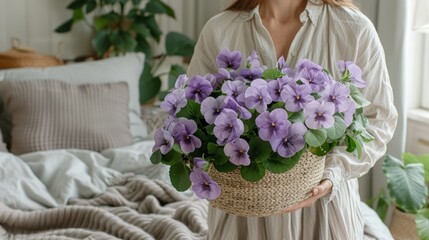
[{"xmin": 187, "ymin": 0, "xmax": 398, "ymax": 239}]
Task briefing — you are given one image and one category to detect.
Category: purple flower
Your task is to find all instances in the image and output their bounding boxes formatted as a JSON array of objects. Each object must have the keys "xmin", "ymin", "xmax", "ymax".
[
  {"xmin": 204, "ymin": 73, "xmax": 219, "ymax": 89},
  {"xmin": 221, "ymin": 80, "xmax": 247, "ymax": 105},
  {"xmin": 175, "ymin": 74, "xmax": 188, "ymax": 89},
  {"xmin": 224, "ymin": 138, "xmax": 251, "ymax": 166},
  {"xmin": 321, "ymin": 81, "xmax": 351, "ymax": 112},
  {"xmin": 152, "ymin": 129, "xmax": 174, "ymax": 154},
  {"xmin": 201, "ymin": 96, "xmax": 226, "ymax": 124},
  {"xmin": 255, "ymin": 109, "xmax": 290, "ymax": 141},
  {"xmin": 185, "ymin": 76, "xmax": 213, "ymax": 103},
  {"xmin": 193, "ymin": 157, "xmax": 206, "ymax": 170},
  {"xmin": 304, "ymin": 101, "xmax": 336, "ymax": 129},
  {"xmin": 296, "ymin": 59, "xmax": 329, "ymax": 92},
  {"xmin": 240, "ymin": 66, "xmax": 263, "ymax": 80},
  {"xmin": 338, "ymin": 60, "xmax": 367, "ymax": 88},
  {"xmin": 160, "ymin": 89, "xmax": 187, "ymax": 116},
  {"xmin": 171, "ymin": 118, "xmax": 202, "ymax": 154},
  {"xmin": 190, "ymin": 170, "xmax": 221, "ymax": 200},
  {"xmin": 269, "ymin": 123, "xmax": 307, "ymax": 158},
  {"xmin": 213, "ymin": 109, "xmax": 244, "ymax": 145},
  {"xmin": 277, "ymin": 56, "xmax": 288, "ymax": 71},
  {"xmin": 223, "ymin": 96, "xmax": 251, "ymax": 120},
  {"xmin": 216, "ymin": 48, "xmax": 242, "ymax": 70},
  {"xmin": 244, "ymin": 79, "xmax": 272, "ymax": 113},
  {"xmin": 267, "ymin": 76, "xmax": 292, "ymax": 101},
  {"xmin": 281, "ymin": 82, "xmax": 314, "ymax": 112},
  {"xmin": 342, "ymin": 100, "xmax": 356, "ymax": 127},
  {"xmin": 247, "ymin": 50, "xmax": 259, "ymax": 65}
]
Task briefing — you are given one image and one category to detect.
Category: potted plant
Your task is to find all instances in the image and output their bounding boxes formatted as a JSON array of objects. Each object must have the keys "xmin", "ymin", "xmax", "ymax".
[
  {"xmin": 371, "ymin": 153, "xmax": 429, "ymax": 240},
  {"xmin": 55, "ymin": 0, "xmax": 196, "ymax": 104}
]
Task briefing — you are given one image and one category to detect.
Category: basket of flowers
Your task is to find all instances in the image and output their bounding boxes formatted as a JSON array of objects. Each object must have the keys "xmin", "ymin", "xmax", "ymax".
[{"xmin": 150, "ymin": 48, "xmax": 373, "ymax": 217}]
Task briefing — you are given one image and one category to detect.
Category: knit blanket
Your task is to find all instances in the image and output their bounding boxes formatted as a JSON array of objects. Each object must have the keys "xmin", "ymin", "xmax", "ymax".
[{"xmin": 0, "ymin": 175, "xmax": 208, "ymax": 240}]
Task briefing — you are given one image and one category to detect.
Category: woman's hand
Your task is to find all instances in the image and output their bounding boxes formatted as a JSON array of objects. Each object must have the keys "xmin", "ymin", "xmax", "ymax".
[{"xmin": 281, "ymin": 179, "xmax": 333, "ymax": 213}]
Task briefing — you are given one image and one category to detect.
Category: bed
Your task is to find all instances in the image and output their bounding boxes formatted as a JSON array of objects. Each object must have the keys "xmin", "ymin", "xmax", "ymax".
[{"xmin": 0, "ymin": 54, "xmax": 392, "ymax": 240}]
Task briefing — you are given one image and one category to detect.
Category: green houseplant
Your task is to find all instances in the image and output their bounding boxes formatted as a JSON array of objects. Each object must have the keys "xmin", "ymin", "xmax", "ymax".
[
  {"xmin": 55, "ymin": 0, "xmax": 196, "ymax": 104},
  {"xmin": 371, "ymin": 153, "xmax": 429, "ymax": 240}
]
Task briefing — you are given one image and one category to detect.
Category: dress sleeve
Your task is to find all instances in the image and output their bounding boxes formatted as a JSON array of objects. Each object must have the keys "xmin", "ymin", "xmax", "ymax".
[{"xmin": 321, "ymin": 22, "xmax": 398, "ymax": 204}]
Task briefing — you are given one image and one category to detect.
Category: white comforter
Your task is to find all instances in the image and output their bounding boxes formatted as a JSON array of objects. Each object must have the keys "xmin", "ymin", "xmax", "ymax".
[{"xmin": 0, "ymin": 141, "xmax": 169, "ymax": 210}]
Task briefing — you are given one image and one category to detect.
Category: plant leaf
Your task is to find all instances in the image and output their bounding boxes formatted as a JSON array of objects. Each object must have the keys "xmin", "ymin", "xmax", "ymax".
[
  {"xmin": 159, "ymin": 0, "xmax": 175, "ymax": 18},
  {"xmin": 161, "ymin": 147, "xmax": 181, "ymax": 166},
  {"xmin": 85, "ymin": 0, "xmax": 97, "ymax": 13},
  {"xmin": 72, "ymin": 8, "xmax": 84, "ymax": 21},
  {"xmin": 262, "ymin": 69, "xmax": 283, "ymax": 80},
  {"xmin": 150, "ymin": 150, "xmax": 162, "ymax": 164},
  {"xmin": 168, "ymin": 64, "xmax": 186, "ymax": 89},
  {"xmin": 55, "ymin": 19, "xmax": 74, "ymax": 33},
  {"xmin": 146, "ymin": 15, "xmax": 162, "ymax": 42},
  {"xmin": 132, "ymin": 0, "xmax": 142, "ymax": 5},
  {"xmin": 240, "ymin": 161, "xmax": 266, "ymax": 182},
  {"xmin": 326, "ymin": 115, "xmax": 347, "ymax": 140},
  {"xmin": 130, "ymin": 22, "xmax": 150, "ymax": 37},
  {"xmin": 165, "ymin": 32, "xmax": 195, "ymax": 57},
  {"xmin": 67, "ymin": 0, "xmax": 87, "ymax": 10},
  {"xmin": 375, "ymin": 192, "xmax": 389, "ymax": 221},
  {"xmin": 383, "ymin": 155, "xmax": 428, "ymax": 213},
  {"xmin": 308, "ymin": 142, "xmax": 335, "ymax": 156},
  {"xmin": 248, "ymin": 138, "xmax": 271, "ymax": 163},
  {"xmin": 176, "ymin": 100, "xmax": 202, "ymax": 119},
  {"xmin": 416, "ymin": 208, "xmax": 429, "ymax": 240},
  {"xmin": 169, "ymin": 162, "xmax": 191, "ymax": 191},
  {"xmin": 109, "ymin": 30, "xmax": 137, "ymax": 53},
  {"xmin": 349, "ymin": 84, "xmax": 371, "ymax": 108},
  {"xmin": 139, "ymin": 62, "xmax": 161, "ymax": 104},
  {"xmin": 214, "ymin": 148, "xmax": 229, "ymax": 166},
  {"xmin": 304, "ymin": 129, "xmax": 327, "ymax": 147},
  {"xmin": 288, "ymin": 110, "xmax": 304, "ymax": 123},
  {"xmin": 213, "ymin": 161, "xmax": 237, "ymax": 173},
  {"xmin": 403, "ymin": 152, "xmax": 429, "ymax": 183},
  {"xmin": 265, "ymin": 150, "xmax": 303, "ymax": 173},
  {"xmin": 91, "ymin": 30, "xmax": 111, "ymax": 57},
  {"xmin": 145, "ymin": 0, "xmax": 166, "ymax": 14}
]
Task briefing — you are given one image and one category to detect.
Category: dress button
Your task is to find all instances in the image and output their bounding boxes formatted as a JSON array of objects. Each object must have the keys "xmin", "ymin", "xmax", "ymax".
[{"xmin": 291, "ymin": 50, "xmax": 297, "ymax": 57}]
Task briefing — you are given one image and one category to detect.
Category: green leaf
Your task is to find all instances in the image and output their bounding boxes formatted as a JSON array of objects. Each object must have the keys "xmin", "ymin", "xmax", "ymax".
[
  {"xmin": 95, "ymin": 12, "xmax": 121, "ymax": 30},
  {"xmin": 165, "ymin": 32, "xmax": 195, "ymax": 57},
  {"xmin": 172, "ymin": 144, "xmax": 183, "ymax": 154},
  {"xmin": 132, "ymin": 0, "xmax": 142, "ymax": 5},
  {"xmin": 262, "ymin": 69, "xmax": 283, "ymax": 80},
  {"xmin": 55, "ymin": 19, "xmax": 74, "ymax": 33},
  {"xmin": 139, "ymin": 63, "xmax": 161, "ymax": 104},
  {"xmin": 161, "ymin": 147, "xmax": 181, "ymax": 165},
  {"xmin": 205, "ymin": 125, "xmax": 214, "ymax": 135},
  {"xmin": 214, "ymin": 148, "xmax": 229, "ymax": 165},
  {"xmin": 349, "ymin": 84, "xmax": 370, "ymax": 108},
  {"xmin": 73, "ymin": 8, "xmax": 84, "ymax": 21},
  {"xmin": 240, "ymin": 161, "xmax": 266, "ymax": 182},
  {"xmin": 374, "ymin": 193, "xmax": 389, "ymax": 221},
  {"xmin": 214, "ymin": 161, "xmax": 237, "ymax": 173},
  {"xmin": 145, "ymin": 0, "xmax": 166, "ymax": 14},
  {"xmin": 304, "ymin": 129, "xmax": 327, "ymax": 147},
  {"xmin": 269, "ymin": 102, "xmax": 285, "ymax": 111},
  {"xmin": 102, "ymin": 0, "xmax": 117, "ymax": 4},
  {"xmin": 92, "ymin": 30, "xmax": 111, "ymax": 57},
  {"xmin": 416, "ymin": 208, "xmax": 429, "ymax": 240},
  {"xmin": 207, "ymin": 143, "xmax": 218, "ymax": 155},
  {"xmin": 176, "ymin": 100, "xmax": 202, "ymax": 119},
  {"xmin": 346, "ymin": 135, "xmax": 356, "ymax": 152},
  {"xmin": 85, "ymin": 0, "xmax": 97, "ymax": 13},
  {"xmin": 403, "ymin": 152, "xmax": 429, "ymax": 183},
  {"xmin": 248, "ymin": 138, "xmax": 271, "ymax": 163},
  {"xmin": 326, "ymin": 116, "xmax": 347, "ymax": 140},
  {"xmin": 130, "ymin": 22, "xmax": 150, "ymax": 37},
  {"xmin": 360, "ymin": 129, "xmax": 375, "ymax": 142},
  {"xmin": 159, "ymin": 1, "xmax": 175, "ymax": 18},
  {"xmin": 110, "ymin": 30, "xmax": 137, "ymax": 53},
  {"xmin": 168, "ymin": 64, "xmax": 186, "ymax": 89},
  {"xmin": 150, "ymin": 150, "xmax": 162, "ymax": 164},
  {"xmin": 146, "ymin": 15, "xmax": 162, "ymax": 42},
  {"xmin": 169, "ymin": 162, "xmax": 191, "ymax": 191},
  {"xmin": 135, "ymin": 36, "xmax": 152, "ymax": 62},
  {"xmin": 354, "ymin": 136, "xmax": 363, "ymax": 158},
  {"xmin": 265, "ymin": 150, "xmax": 304, "ymax": 173},
  {"xmin": 67, "ymin": 0, "xmax": 87, "ymax": 9},
  {"xmin": 383, "ymin": 155, "xmax": 428, "ymax": 213},
  {"xmin": 288, "ymin": 110, "xmax": 304, "ymax": 123},
  {"xmin": 308, "ymin": 142, "xmax": 335, "ymax": 156}
]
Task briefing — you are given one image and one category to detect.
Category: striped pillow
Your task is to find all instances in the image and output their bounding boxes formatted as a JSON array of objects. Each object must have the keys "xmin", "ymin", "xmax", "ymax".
[{"xmin": 0, "ymin": 79, "xmax": 133, "ymax": 155}]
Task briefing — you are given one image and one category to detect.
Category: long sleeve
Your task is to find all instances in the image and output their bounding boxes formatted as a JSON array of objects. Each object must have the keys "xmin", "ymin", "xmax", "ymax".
[{"xmin": 321, "ymin": 21, "xmax": 398, "ymax": 203}]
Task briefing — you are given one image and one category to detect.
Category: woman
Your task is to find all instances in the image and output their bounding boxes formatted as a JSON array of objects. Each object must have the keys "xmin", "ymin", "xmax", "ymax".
[{"xmin": 187, "ymin": 0, "xmax": 398, "ymax": 239}]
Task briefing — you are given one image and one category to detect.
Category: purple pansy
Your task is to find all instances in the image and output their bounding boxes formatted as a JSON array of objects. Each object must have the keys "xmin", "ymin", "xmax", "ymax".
[
  {"xmin": 223, "ymin": 96, "xmax": 252, "ymax": 120},
  {"xmin": 304, "ymin": 101, "xmax": 336, "ymax": 129},
  {"xmin": 281, "ymin": 82, "xmax": 314, "ymax": 112},
  {"xmin": 240, "ymin": 65, "xmax": 264, "ymax": 81},
  {"xmin": 193, "ymin": 157, "xmax": 206, "ymax": 170},
  {"xmin": 175, "ymin": 74, "xmax": 188, "ymax": 89},
  {"xmin": 270, "ymin": 123, "xmax": 307, "ymax": 158},
  {"xmin": 224, "ymin": 138, "xmax": 251, "ymax": 166},
  {"xmin": 216, "ymin": 48, "xmax": 242, "ymax": 70},
  {"xmin": 321, "ymin": 81, "xmax": 351, "ymax": 112},
  {"xmin": 338, "ymin": 60, "xmax": 367, "ymax": 88},
  {"xmin": 201, "ymin": 96, "xmax": 226, "ymax": 124},
  {"xmin": 255, "ymin": 109, "xmax": 290, "ymax": 141},
  {"xmin": 185, "ymin": 76, "xmax": 213, "ymax": 103},
  {"xmin": 277, "ymin": 56, "xmax": 287, "ymax": 72},
  {"xmin": 190, "ymin": 170, "xmax": 221, "ymax": 200},
  {"xmin": 221, "ymin": 80, "xmax": 247, "ymax": 105},
  {"xmin": 213, "ymin": 109, "xmax": 244, "ymax": 145},
  {"xmin": 247, "ymin": 50, "xmax": 260, "ymax": 65},
  {"xmin": 342, "ymin": 100, "xmax": 356, "ymax": 127},
  {"xmin": 171, "ymin": 118, "xmax": 202, "ymax": 154},
  {"xmin": 160, "ymin": 89, "xmax": 187, "ymax": 116},
  {"xmin": 152, "ymin": 128, "xmax": 174, "ymax": 154},
  {"xmin": 267, "ymin": 75, "xmax": 292, "ymax": 101},
  {"xmin": 244, "ymin": 79, "xmax": 272, "ymax": 113},
  {"xmin": 297, "ymin": 59, "xmax": 330, "ymax": 92},
  {"xmin": 204, "ymin": 73, "xmax": 219, "ymax": 89}
]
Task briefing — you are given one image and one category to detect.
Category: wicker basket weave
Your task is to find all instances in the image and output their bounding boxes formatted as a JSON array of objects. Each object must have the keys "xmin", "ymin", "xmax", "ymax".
[{"xmin": 209, "ymin": 151, "xmax": 325, "ymax": 217}]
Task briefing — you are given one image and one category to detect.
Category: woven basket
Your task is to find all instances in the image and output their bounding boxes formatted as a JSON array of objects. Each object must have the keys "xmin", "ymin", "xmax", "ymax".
[
  {"xmin": 209, "ymin": 151, "xmax": 325, "ymax": 217},
  {"xmin": 389, "ymin": 208, "xmax": 419, "ymax": 240}
]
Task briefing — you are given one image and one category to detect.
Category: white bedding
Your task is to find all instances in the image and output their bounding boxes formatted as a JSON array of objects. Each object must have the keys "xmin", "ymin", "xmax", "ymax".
[{"xmin": 0, "ymin": 140, "xmax": 169, "ymax": 210}]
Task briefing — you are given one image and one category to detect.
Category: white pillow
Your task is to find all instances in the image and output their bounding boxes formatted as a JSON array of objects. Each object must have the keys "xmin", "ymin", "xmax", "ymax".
[{"xmin": 0, "ymin": 54, "xmax": 148, "ymax": 142}]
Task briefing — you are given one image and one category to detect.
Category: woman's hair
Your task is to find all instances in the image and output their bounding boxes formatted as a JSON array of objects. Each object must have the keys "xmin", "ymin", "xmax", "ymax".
[{"xmin": 226, "ymin": 0, "xmax": 358, "ymax": 11}]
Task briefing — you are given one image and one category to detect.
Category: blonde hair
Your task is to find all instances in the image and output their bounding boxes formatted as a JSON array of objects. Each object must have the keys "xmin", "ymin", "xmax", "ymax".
[{"xmin": 226, "ymin": 0, "xmax": 358, "ymax": 12}]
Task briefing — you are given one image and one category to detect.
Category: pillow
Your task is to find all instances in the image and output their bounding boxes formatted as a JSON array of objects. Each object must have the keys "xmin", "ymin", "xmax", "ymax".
[
  {"xmin": 0, "ymin": 53, "xmax": 148, "ymax": 147},
  {"xmin": 0, "ymin": 79, "xmax": 133, "ymax": 155}
]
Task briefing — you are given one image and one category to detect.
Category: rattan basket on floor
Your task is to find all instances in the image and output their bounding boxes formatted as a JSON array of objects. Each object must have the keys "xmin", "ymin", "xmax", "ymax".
[{"xmin": 209, "ymin": 151, "xmax": 325, "ymax": 217}]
